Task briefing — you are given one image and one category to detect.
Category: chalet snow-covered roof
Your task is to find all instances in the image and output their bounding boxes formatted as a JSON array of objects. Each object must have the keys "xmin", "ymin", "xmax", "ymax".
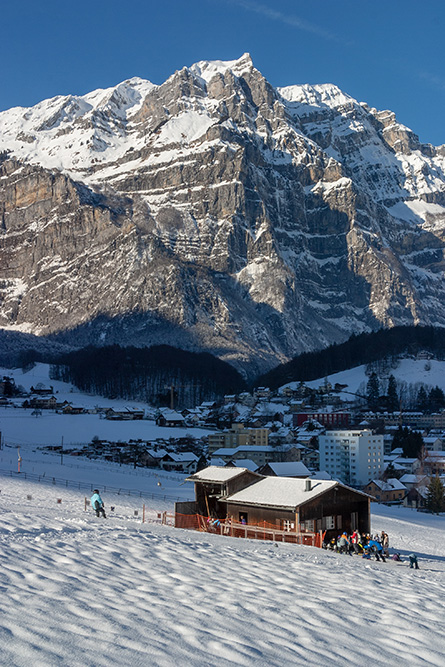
[
  {"xmin": 228, "ymin": 459, "xmax": 258, "ymax": 472},
  {"xmin": 159, "ymin": 410, "xmax": 184, "ymax": 421},
  {"xmin": 209, "ymin": 457, "xmax": 226, "ymax": 467},
  {"xmin": 225, "ymin": 477, "xmax": 340, "ymax": 509},
  {"xmin": 265, "ymin": 462, "xmax": 311, "ymax": 477},
  {"xmin": 186, "ymin": 466, "xmax": 260, "ymax": 484},
  {"xmin": 163, "ymin": 452, "xmax": 198, "ymax": 462},
  {"xmin": 370, "ymin": 478, "xmax": 407, "ymax": 491}
]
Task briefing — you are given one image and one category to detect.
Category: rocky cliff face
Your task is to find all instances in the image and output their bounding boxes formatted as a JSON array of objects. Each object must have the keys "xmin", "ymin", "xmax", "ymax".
[{"xmin": 1, "ymin": 54, "xmax": 445, "ymax": 376}]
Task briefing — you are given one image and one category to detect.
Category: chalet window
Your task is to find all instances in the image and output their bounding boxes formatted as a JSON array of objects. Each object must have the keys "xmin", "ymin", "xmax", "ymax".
[
  {"xmin": 323, "ymin": 515, "xmax": 335, "ymax": 530},
  {"xmin": 303, "ymin": 519, "xmax": 315, "ymax": 532}
]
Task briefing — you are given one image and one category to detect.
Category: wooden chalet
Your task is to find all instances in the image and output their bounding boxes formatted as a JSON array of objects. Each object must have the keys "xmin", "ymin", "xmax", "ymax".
[
  {"xmin": 179, "ymin": 466, "xmax": 371, "ymax": 542},
  {"xmin": 222, "ymin": 477, "xmax": 371, "ymax": 540},
  {"xmin": 177, "ymin": 466, "xmax": 261, "ymax": 517}
]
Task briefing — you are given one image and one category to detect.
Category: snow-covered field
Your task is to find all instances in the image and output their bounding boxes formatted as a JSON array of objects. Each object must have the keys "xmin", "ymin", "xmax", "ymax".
[
  {"xmin": 0, "ymin": 363, "xmax": 211, "ymax": 446},
  {"xmin": 1, "ymin": 457, "xmax": 444, "ymax": 666},
  {"xmin": 1, "ymin": 362, "xmax": 445, "ymax": 665}
]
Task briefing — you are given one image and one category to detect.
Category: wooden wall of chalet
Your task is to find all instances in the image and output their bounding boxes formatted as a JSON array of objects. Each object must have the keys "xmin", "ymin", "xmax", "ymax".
[
  {"xmin": 175, "ymin": 501, "xmax": 199, "ymax": 514},
  {"xmin": 222, "ymin": 485, "xmax": 370, "ymax": 538},
  {"xmin": 298, "ymin": 486, "xmax": 370, "ymax": 538},
  {"xmin": 223, "ymin": 502, "xmax": 295, "ymax": 528}
]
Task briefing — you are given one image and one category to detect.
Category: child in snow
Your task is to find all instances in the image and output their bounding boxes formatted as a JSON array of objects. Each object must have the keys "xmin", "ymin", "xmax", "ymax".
[
  {"xmin": 391, "ymin": 553, "xmax": 402, "ymax": 562},
  {"xmin": 91, "ymin": 489, "xmax": 106, "ymax": 518},
  {"xmin": 408, "ymin": 553, "xmax": 419, "ymax": 569}
]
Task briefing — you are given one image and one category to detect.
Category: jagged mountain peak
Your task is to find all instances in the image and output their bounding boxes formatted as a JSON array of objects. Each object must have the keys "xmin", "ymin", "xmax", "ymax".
[
  {"xmin": 279, "ymin": 82, "xmax": 356, "ymax": 110},
  {"xmin": 189, "ymin": 52, "xmax": 254, "ymax": 83}
]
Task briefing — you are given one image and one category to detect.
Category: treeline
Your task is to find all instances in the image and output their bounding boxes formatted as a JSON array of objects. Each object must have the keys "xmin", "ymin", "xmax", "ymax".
[
  {"xmin": 256, "ymin": 326, "xmax": 445, "ymax": 390},
  {"xmin": 51, "ymin": 345, "xmax": 246, "ymax": 408}
]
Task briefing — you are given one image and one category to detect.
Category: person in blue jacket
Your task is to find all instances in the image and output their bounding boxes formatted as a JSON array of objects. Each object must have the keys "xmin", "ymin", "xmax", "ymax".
[
  {"xmin": 367, "ymin": 539, "xmax": 386, "ymax": 562},
  {"xmin": 91, "ymin": 489, "xmax": 106, "ymax": 518}
]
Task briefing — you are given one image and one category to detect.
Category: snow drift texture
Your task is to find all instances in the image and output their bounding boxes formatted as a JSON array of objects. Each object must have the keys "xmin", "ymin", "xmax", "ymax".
[{"xmin": 1, "ymin": 53, "xmax": 445, "ymax": 376}]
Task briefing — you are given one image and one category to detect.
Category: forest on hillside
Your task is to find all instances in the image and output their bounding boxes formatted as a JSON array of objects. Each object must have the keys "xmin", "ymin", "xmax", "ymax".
[
  {"xmin": 50, "ymin": 345, "xmax": 247, "ymax": 408},
  {"xmin": 256, "ymin": 326, "xmax": 445, "ymax": 390}
]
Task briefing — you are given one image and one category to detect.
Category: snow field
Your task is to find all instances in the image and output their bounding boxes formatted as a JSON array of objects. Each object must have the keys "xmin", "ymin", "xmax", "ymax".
[{"xmin": 1, "ymin": 472, "xmax": 444, "ymax": 667}]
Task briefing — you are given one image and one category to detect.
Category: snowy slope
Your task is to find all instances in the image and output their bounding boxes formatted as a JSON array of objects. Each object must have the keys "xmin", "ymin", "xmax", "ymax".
[
  {"xmin": 0, "ymin": 461, "xmax": 444, "ymax": 666},
  {"xmin": 282, "ymin": 358, "xmax": 445, "ymax": 400}
]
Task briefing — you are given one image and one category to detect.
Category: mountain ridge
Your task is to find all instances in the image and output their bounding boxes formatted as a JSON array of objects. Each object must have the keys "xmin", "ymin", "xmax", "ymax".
[{"xmin": 1, "ymin": 54, "xmax": 445, "ymax": 377}]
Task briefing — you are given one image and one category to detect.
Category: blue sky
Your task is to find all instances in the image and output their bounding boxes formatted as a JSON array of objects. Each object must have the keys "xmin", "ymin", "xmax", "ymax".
[{"xmin": 1, "ymin": 0, "xmax": 444, "ymax": 145}]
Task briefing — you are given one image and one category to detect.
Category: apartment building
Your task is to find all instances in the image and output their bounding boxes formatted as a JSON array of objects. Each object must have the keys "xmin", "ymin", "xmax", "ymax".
[
  {"xmin": 207, "ymin": 423, "xmax": 269, "ymax": 456},
  {"xmin": 319, "ymin": 429, "xmax": 384, "ymax": 487}
]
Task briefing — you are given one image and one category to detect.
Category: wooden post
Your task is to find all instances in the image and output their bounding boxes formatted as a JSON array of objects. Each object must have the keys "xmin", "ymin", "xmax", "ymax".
[
  {"xmin": 142, "ymin": 504, "xmax": 145, "ymax": 523},
  {"xmin": 204, "ymin": 489, "xmax": 210, "ymax": 517}
]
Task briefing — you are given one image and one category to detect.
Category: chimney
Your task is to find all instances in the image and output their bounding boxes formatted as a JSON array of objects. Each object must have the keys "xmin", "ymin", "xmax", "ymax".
[{"xmin": 305, "ymin": 479, "xmax": 312, "ymax": 492}]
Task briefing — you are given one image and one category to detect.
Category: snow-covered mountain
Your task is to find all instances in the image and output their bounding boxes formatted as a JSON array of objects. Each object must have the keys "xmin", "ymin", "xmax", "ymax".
[{"xmin": 1, "ymin": 53, "xmax": 445, "ymax": 376}]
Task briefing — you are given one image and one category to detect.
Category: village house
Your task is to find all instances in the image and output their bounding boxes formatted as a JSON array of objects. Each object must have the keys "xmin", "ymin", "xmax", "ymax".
[
  {"xmin": 105, "ymin": 408, "xmax": 144, "ymax": 420},
  {"xmin": 364, "ymin": 478, "xmax": 407, "ymax": 503},
  {"xmin": 22, "ymin": 395, "xmax": 60, "ymax": 410},
  {"xmin": 139, "ymin": 448, "xmax": 169, "ymax": 467},
  {"xmin": 62, "ymin": 404, "xmax": 85, "ymax": 415},
  {"xmin": 30, "ymin": 384, "xmax": 54, "ymax": 395},
  {"xmin": 293, "ymin": 411, "xmax": 351, "ymax": 428},
  {"xmin": 159, "ymin": 452, "xmax": 199, "ymax": 473},
  {"xmin": 207, "ymin": 423, "xmax": 269, "ymax": 456},
  {"xmin": 403, "ymin": 485, "xmax": 428, "ymax": 509},
  {"xmin": 155, "ymin": 410, "xmax": 186, "ymax": 427},
  {"xmin": 179, "ymin": 467, "xmax": 371, "ymax": 543},
  {"xmin": 212, "ymin": 445, "xmax": 281, "ymax": 467},
  {"xmin": 423, "ymin": 451, "xmax": 445, "ymax": 475},
  {"xmin": 224, "ymin": 459, "xmax": 258, "ymax": 472}
]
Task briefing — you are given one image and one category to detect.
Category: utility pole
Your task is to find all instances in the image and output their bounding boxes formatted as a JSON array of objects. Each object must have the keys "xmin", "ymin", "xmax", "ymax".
[{"xmin": 60, "ymin": 436, "xmax": 64, "ymax": 465}]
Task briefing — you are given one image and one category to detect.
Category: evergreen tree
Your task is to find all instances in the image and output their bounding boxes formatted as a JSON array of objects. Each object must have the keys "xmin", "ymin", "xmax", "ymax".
[
  {"xmin": 429, "ymin": 386, "xmax": 445, "ymax": 411},
  {"xmin": 391, "ymin": 426, "xmax": 424, "ymax": 458},
  {"xmin": 366, "ymin": 372, "xmax": 380, "ymax": 409},
  {"xmin": 417, "ymin": 386, "xmax": 429, "ymax": 412},
  {"xmin": 426, "ymin": 475, "xmax": 445, "ymax": 514},
  {"xmin": 386, "ymin": 374, "xmax": 399, "ymax": 412}
]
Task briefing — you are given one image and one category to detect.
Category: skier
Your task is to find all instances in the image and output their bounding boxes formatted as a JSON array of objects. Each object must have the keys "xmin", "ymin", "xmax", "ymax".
[{"xmin": 91, "ymin": 489, "xmax": 106, "ymax": 518}]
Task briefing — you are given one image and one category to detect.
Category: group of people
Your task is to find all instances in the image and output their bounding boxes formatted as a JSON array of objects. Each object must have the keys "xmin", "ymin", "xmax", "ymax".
[
  {"xmin": 324, "ymin": 530, "xmax": 391, "ymax": 561},
  {"xmin": 324, "ymin": 530, "xmax": 419, "ymax": 568},
  {"xmin": 325, "ymin": 529, "xmax": 389, "ymax": 560}
]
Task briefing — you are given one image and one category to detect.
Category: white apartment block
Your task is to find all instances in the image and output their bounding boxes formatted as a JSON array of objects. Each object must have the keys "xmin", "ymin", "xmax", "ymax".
[{"xmin": 319, "ymin": 429, "xmax": 384, "ymax": 487}]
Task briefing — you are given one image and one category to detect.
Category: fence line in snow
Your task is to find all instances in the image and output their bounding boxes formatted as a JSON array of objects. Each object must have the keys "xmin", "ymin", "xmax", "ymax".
[{"xmin": 0, "ymin": 467, "xmax": 188, "ymax": 502}]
